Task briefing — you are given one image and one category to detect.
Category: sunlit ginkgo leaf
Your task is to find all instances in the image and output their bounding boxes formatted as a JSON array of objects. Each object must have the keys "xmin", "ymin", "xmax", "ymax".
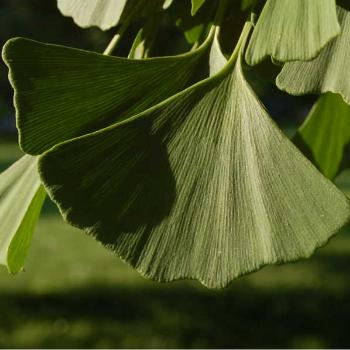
[
  {"xmin": 38, "ymin": 23, "xmax": 350, "ymax": 288},
  {"xmin": 245, "ymin": 0, "xmax": 340, "ymax": 65},
  {"xmin": 57, "ymin": 0, "xmax": 127, "ymax": 30},
  {"xmin": 2, "ymin": 29, "xmax": 214, "ymax": 155},
  {"xmin": 0, "ymin": 156, "xmax": 46, "ymax": 274},
  {"xmin": 277, "ymin": 6, "xmax": 350, "ymax": 105},
  {"xmin": 294, "ymin": 93, "xmax": 350, "ymax": 180}
]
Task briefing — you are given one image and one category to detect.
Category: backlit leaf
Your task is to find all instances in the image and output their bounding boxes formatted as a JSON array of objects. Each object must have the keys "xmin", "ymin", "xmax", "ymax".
[
  {"xmin": 294, "ymin": 93, "xmax": 350, "ymax": 180},
  {"xmin": 0, "ymin": 156, "xmax": 46, "ymax": 274},
  {"xmin": 39, "ymin": 23, "xmax": 350, "ymax": 288},
  {"xmin": 245, "ymin": 0, "xmax": 340, "ymax": 65},
  {"xmin": 57, "ymin": 0, "xmax": 127, "ymax": 31},
  {"xmin": 2, "ymin": 30, "xmax": 214, "ymax": 155},
  {"xmin": 277, "ymin": 6, "xmax": 350, "ymax": 105}
]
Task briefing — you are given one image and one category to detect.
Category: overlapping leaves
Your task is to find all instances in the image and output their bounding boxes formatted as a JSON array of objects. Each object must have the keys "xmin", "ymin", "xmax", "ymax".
[
  {"xmin": 0, "ymin": 15, "xmax": 216, "ymax": 274},
  {"xmin": 277, "ymin": 6, "xmax": 350, "ymax": 179},
  {"xmin": 277, "ymin": 6, "xmax": 350, "ymax": 104},
  {"xmin": 1, "ymin": 2, "xmax": 350, "ymax": 287},
  {"xmin": 3, "ymin": 30, "xmax": 214, "ymax": 155},
  {"xmin": 245, "ymin": 0, "xmax": 340, "ymax": 65},
  {"xmin": 28, "ymin": 24, "xmax": 349, "ymax": 288}
]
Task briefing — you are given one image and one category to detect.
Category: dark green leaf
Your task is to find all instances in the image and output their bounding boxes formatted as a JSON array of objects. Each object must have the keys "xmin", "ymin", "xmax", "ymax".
[
  {"xmin": 39, "ymin": 24, "xmax": 350, "ymax": 288},
  {"xmin": 2, "ymin": 31, "xmax": 214, "ymax": 155}
]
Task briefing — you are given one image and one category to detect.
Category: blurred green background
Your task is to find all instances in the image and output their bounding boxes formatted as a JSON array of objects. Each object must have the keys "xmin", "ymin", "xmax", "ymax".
[{"xmin": 1, "ymin": 1, "xmax": 350, "ymax": 348}]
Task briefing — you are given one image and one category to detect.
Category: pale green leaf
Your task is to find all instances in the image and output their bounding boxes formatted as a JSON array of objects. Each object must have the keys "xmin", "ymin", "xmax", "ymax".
[
  {"xmin": 191, "ymin": 0, "xmax": 206, "ymax": 16},
  {"xmin": 245, "ymin": 0, "xmax": 340, "ymax": 66},
  {"xmin": 2, "ymin": 30, "xmax": 214, "ymax": 155},
  {"xmin": 294, "ymin": 93, "xmax": 350, "ymax": 180},
  {"xmin": 277, "ymin": 6, "xmax": 350, "ymax": 105},
  {"xmin": 38, "ymin": 23, "xmax": 350, "ymax": 288},
  {"xmin": 0, "ymin": 156, "xmax": 46, "ymax": 274},
  {"xmin": 57, "ymin": 0, "xmax": 127, "ymax": 31},
  {"xmin": 163, "ymin": 0, "xmax": 174, "ymax": 10},
  {"xmin": 209, "ymin": 30, "xmax": 227, "ymax": 76}
]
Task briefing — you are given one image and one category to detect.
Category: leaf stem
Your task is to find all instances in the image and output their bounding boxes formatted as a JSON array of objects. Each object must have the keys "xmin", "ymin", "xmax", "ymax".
[{"xmin": 103, "ymin": 34, "xmax": 121, "ymax": 55}]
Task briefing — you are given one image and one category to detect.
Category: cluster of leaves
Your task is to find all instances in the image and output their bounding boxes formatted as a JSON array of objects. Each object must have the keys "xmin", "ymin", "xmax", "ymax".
[{"xmin": 0, "ymin": 0, "xmax": 349, "ymax": 288}]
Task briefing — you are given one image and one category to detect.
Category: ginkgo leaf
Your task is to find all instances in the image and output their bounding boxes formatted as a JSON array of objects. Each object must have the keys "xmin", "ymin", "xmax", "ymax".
[
  {"xmin": 57, "ymin": 0, "xmax": 168, "ymax": 31},
  {"xmin": 38, "ymin": 23, "xmax": 350, "ymax": 289},
  {"xmin": 2, "ymin": 29, "xmax": 214, "ymax": 155},
  {"xmin": 277, "ymin": 6, "xmax": 350, "ymax": 105},
  {"xmin": 0, "ymin": 156, "xmax": 46, "ymax": 274},
  {"xmin": 191, "ymin": 0, "xmax": 206, "ymax": 16},
  {"xmin": 294, "ymin": 93, "xmax": 350, "ymax": 180},
  {"xmin": 57, "ymin": 0, "xmax": 127, "ymax": 31},
  {"xmin": 245, "ymin": 0, "xmax": 340, "ymax": 66}
]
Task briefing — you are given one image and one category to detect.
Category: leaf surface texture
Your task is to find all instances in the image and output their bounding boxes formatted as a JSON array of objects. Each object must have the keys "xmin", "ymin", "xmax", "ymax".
[
  {"xmin": 245, "ymin": 0, "xmax": 340, "ymax": 65},
  {"xmin": 277, "ymin": 6, "xmax": 350, "ymax": 104},
  {"xmin": 57, "ymin": 0, "xmax": 127, "ymax": 30},
  {"xmin": 3, "ymin": 33, "xmax": 213, "ymax": 155},
  {"xmin": 39, "ymin": 25, "xmax": 350, "ymax": 288}
]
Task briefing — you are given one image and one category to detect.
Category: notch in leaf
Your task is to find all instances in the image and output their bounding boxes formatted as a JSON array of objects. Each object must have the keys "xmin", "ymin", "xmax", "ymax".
[
  {"xmin": 0, "ymin": 156, "xmax": 46, "ymax": 274},
  {"xmin": 39, "ymin": 23, "xmax": 350, "ymax": 288}
]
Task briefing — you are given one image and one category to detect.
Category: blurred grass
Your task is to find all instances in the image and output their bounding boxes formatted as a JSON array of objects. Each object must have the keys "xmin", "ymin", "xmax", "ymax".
[{"xmin": 0, "ymin": 140, "xmax": 350, "ymax": 348}]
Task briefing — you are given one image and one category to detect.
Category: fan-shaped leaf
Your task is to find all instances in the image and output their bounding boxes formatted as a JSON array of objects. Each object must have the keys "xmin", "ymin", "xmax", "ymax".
[
  {"xmin": 245, "ymin": 0, "xmax": 340, "ymax": 66},
  {"xmin": 294, "ymin": 93, "xmax": 350, "ymax": 180},
  {"xmin": 57, "ymin": 0, "xmax": 127, "ymax": 31},
  {"xmin": 277, "ymin": 6, "xmax": 350, "ymax": 105},
  {"xmin": 2, "ymin": 30, "xmax": 214, "ymax": 155},
  {"xmin": 0, "ymin": 156, "xmax": 45, "ymax": 274},
  {"xmin": 39, "ymin": 23, "xmax": 350, "ymax": 288}
]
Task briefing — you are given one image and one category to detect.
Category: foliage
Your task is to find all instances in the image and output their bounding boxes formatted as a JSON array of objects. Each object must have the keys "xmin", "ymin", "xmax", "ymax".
[{"xmin": 0, "ymin": 0, "xmax": 349, "ymax": 288}]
